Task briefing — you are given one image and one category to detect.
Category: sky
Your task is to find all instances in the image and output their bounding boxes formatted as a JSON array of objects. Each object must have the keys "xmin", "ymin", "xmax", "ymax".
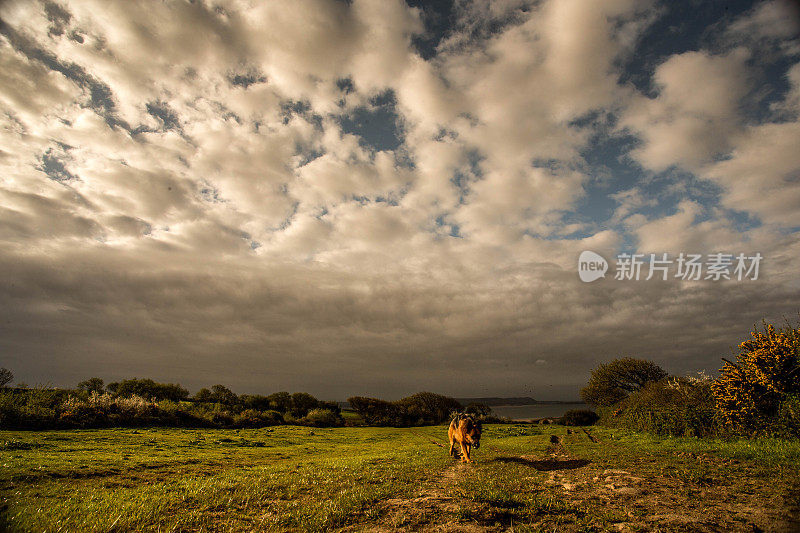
[{"xmin": 0, "ymin": 0, "xmax": 799, "ymax": 401}]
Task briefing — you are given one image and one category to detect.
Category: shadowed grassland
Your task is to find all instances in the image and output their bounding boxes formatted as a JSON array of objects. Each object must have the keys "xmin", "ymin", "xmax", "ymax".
[{"xmin": 1, "ymin": 425, "xmax": 798, "ymax": 531}]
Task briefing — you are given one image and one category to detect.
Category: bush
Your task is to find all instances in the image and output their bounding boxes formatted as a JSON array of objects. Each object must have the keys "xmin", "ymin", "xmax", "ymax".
[
  {"xmin": 581, "ymin": 358, "xmax": 668, "ymax": 407},
  {"xmin": 0, "ymin": 367, "xmax": 13, "ymax": 388},
  {"xmin": 398, "ymin": 392, "xmax": 462, "ymax": 425},
  {"xmin": 77, "ymin": 377, "xmax": 104, "ymax": 394},
  {"xmin": 290, "ymin": 392, "xmax": 319, "ymax": 417},
  {"xmin": 304, "ymin": 408, "xmax": 344, "ymax": 427},
  {"xmin": 465, "ymin": 402, "xmax": 493, "ymax": 417},
  {"xmin": 0, "ymin": 387, "xmax": 66, "ymax": 429},
  {"xmin": 347, "ymin": 396, "xmax": 402, "ymax": 426},
  {"xmin": 602, "ymin": 376, "xmax": 719, "ymax": 437},
  {"xmin": 113, "ymin": 378, "xmax": 189, "ymax": 402},
  {"xmin": 774, "ymin": 394, "xmax": 800, "ymax": 438},
  {"xmin": 266, "ymin": 392, "xmax": 292, "ymax": 412},
  {"xmin": 712, "ymin": 321, "xmax": 800, "ymax": 436},
  {"xmin": 210, "ymin": 411, "xmax": 234, "ymax": 427},
  {"xmin": 347, "ymin": 393, "xmax": 462, "ymax": 427},
  {"xmin": 560, "ymin": 409, "xmax": 599, "ymax": 426},
  {"xmin": 194, "ymin": 385, "xmax": 238, "ymax": 405},
  {"xmin": 233, "ymin": 409, "xmax": 283, "ymax": 428}
]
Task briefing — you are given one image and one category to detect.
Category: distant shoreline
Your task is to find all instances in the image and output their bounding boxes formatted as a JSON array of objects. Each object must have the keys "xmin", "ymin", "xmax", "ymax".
[
  {"xmin": 490, "ymin": 402, "xmax": 585, "ymax": 407},
  {"xmin": 455, "ymin": 397, "xmax": 584, "ymax": 407}
]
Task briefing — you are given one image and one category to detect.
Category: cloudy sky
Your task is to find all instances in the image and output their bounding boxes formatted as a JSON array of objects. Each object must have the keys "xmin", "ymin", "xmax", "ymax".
[{"xmin": 1, "ymin": 0, "xmax": 799, "ymax": 400}]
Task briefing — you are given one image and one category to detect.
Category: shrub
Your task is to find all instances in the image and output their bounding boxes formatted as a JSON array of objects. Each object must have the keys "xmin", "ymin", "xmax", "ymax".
[
  {"xmin": 291, "ymin": 392, "xmax": 319, "ymax": 417},
  {"xmin": 347, "ymin": 396, "xmax": 402, "ymax": 426},
  {"xmin": 775, "ymin": 394, "xmax": 800, "ymax": 438},
  {"xmin": 0, "ymin": 389, "xmax": 23, "ymax": 427},
  {"xmin": 266, "ymin": 392, "xmax": 292, "ymax": 412},
  {"xmin": 304, "ymin": 408, "xmax": 344, "ymax": 427},
  {"xmin": 348, "ymin": 393, "xmax": 462, "ymax": 426},
  {"xmin": 195, "ymin": 385, "xmax": 238, "ymax": 405},
  {"xmin": 465, "ymin": 402, "xmax": 493, "ymax": 417},
  {"xmin": 77, "ymin": 377, "xmax": 104, "ymax": 394},
  {"xmin": 603, "ymin": 376, "xmax": 718, "ymax": 437},
  {"xmin": 211, "ymin": 411, "xmax": 234, "ymax": 427},
  {"xmin": 233, "ymin": 409, "xmax": 283, "ymax": 428},
  {"xmin": 712, "ymin": 321, "xmax": 800, "ymax": 435},
  {"xmin": 239, "ymin": 394, "xmax": 272, "ymax": 411},
  {"xmin": 581, "ymin": 357, "xmax": 668, "ymax": 407},
  {"xmin": 398, "ymin": 392, "xmax": 462, "ymax": 425},
  {"xmin": 560, "ymin": 409, "xmax": 599, "ymax": 426},
  {"xmin": 113, "ymin": 378, "xmax": 189, "ymax": 402},
  {"xmin": 0, "ymin": 367, "xmax": 13, "ymax": 388}
]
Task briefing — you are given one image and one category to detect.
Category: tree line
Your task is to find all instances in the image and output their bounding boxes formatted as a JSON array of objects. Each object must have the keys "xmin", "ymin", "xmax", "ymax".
[
  {"xmin": 0, "ymin": 372, "xmax": 494, "ymax": 430},
  {"xmin": 346, "ymin": 392, "xmax": 492, "ymax": 426}
]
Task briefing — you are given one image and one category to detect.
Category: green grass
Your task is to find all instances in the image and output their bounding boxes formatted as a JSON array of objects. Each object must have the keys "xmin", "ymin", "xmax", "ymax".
[{"xmin": 1, "ymin": 425, "xmax": 798, "ymax": 531}]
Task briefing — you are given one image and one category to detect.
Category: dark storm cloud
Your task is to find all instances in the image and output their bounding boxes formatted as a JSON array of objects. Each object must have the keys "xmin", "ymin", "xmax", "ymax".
[{"xmin": 0, "ymin": 0, "xmax": 798, "ymax": 400}]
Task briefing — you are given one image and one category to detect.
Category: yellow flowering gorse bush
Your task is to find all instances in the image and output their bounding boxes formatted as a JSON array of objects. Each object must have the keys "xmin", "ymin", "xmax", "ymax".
[{"xmin": 712, "ymin": 322, "xmax": 800, "ymax": 434}]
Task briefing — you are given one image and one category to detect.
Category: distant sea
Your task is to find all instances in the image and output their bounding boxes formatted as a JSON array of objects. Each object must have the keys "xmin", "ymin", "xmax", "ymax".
[{"xmin": 491, "ymin": 403, "xmax": 588, "ymax": 420}]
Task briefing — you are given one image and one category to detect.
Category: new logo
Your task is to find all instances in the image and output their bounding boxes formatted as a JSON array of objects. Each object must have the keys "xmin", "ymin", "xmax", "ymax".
[{"xmin": 578, "ymin": 251, "xmax": 608, "ymax": 283}]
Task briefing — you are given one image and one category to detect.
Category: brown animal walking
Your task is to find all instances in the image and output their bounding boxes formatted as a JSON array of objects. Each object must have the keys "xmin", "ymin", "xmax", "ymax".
[{"xmin": 448, "ymin": 415, "xmax": 482, "ymax": 463}]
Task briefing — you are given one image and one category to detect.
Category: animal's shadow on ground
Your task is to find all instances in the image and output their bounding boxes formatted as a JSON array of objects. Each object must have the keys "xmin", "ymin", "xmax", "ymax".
[{"xmin": 490, "ymin": 457, "xmax": 591, "ymax": 471}]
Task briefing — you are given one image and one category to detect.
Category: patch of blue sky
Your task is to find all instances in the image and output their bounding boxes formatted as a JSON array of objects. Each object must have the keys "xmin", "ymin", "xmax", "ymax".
[
  {"xmin": 200, "ymin": 183, "xmax": 224, "ymax": 204},
  {"xmin": 615, "ymin": 0, "xmax": 756, "ymax": 95},
  {"xmin": 337, "ymin": 90, "xmax": 403, "ymax": 152},
  {"xmin": 38, "ymin": 147, "xmax": 78, "ymax": 182},
  {"xmin": 375, "ymin": 195, "xmax": 399, "ymax": 206},
  {"xmin": 280, "ymin": 100, "xmax": 322, "ymax": 129},
  {"xmin": 558, "ymin": 135, "xmax": 756, "ymax": 249},
  {"xmin": 269, "ymin": 202, "xmax": 299, "ymax": 232},
  {"xmin": 294, "ymin": 146, "xmax": 324, "ymax": 167},
  {"xmin": 570, "ymin": 130, "xmax": 644, "ymax": 226},
  {"xmin": 435, "ymin": 214, "xmax": 461, "ymax": 238},
  {"xmin": 742, "ymin": 55, "xmax": 800, "ymax": 124},
  {"xmin": 447, "ymin": 148, "xmax": 483, "ymax": 205},
  {"xmin": 725, "ymin": 208, "xmax": 764, "ymax": 234}
]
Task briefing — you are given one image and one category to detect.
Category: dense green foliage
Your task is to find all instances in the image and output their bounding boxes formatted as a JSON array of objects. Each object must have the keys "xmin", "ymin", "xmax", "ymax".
[
  {"xmin": 0, "ymin": 376, "xmax": 343, "ymax": 430},
  {"xmin": 109, "ymin": 378, "xmax": 190, "ymax": 402},
  {"xmin": 347, "ymin": 391, "xmax": 462, "ymax": 426},
  {"xmin": 603, "ymin": 377, "xmax": 718, "ymax": 437},
  {"xmin": 594, "ymin": 321, "xmax": 800, "ymax": 439}
]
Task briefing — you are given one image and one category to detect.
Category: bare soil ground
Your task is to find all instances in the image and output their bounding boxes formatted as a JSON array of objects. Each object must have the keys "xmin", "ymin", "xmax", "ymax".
[{"xmin": 353, "ymin": 429, "xmax": 800, "ymax": 532}]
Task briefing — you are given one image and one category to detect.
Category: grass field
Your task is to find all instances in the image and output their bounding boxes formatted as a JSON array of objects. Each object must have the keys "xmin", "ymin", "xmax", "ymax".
[{"xmin": 1, "ymin": 424, "xmax": 799, "ymax": 532}]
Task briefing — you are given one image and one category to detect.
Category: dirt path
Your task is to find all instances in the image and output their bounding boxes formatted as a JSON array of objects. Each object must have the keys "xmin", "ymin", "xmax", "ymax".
[
  {"xmin": 370, "ymin": 462, "xmax": 485, "ymax": 532},
  {"xmin": 348, "ymin": 429, "xmax": 799, "ymax": 532},
  {"xmin": 536, "ymin": 432, "xmax": 800, "ymax": 532},
  {"xmin": 351, "ymin": 431, "xmax": 490, "ymax": 531}
]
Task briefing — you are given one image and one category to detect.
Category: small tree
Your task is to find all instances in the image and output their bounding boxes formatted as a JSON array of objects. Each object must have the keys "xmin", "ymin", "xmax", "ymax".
[
  {"xmin": 210, "ymin": 384, "xmax": 238, "ymax": 405},
  {"xmin": 581, "ymin": 357, "xmax": 668, "ymax": 407},
  {"xmin": 194, "ymin": 388, "xmax": 213, "ymax": 402},
  {"xmin": 0, "ymin": 367, "xmax": 13, "ymax": 388},
  {"xmin": 290, "ymin": 392, "xmax": 319, "ymax": 417},
  {"xmin": 267, "ymin": 391, "xmax": 292, "ymax": 412},
  {"xmin": 712, "ymin": 321, "xmax": 800, "ymax": 434},
  {"xmin": 113, "ymin": 378, "xmax": 189, "ymax": 401},
  {"xmin": 77, "ymin": 377, "xmax": 105, "ymax": 394},
  {"xmin": 465, "ymin": 402, "xmax": 493, "ymax": 417}
]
